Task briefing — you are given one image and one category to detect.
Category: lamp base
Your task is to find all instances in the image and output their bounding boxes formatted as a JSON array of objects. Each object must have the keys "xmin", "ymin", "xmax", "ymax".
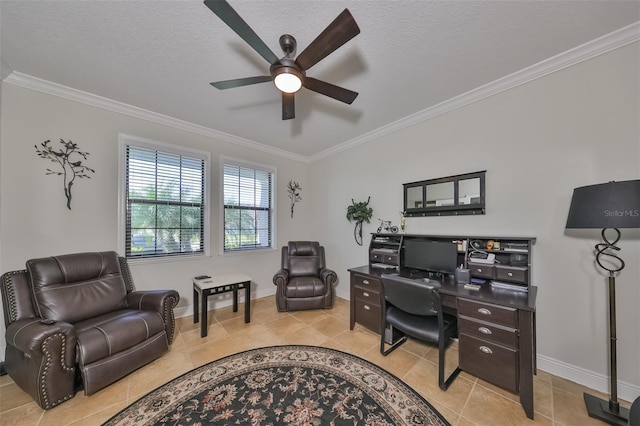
[{"xmin": 584, "ymin": 393, "xmax": 629, "ymax": 425}]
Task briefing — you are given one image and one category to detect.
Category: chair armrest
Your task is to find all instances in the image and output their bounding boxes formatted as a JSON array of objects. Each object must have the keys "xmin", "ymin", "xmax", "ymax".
[
  {"xmin": 320, "ymin": 268, "xmax": 338, "ymax": 286},
  {"xmin": 127, "ymin": 290, "xmax": 180, "ymax": 344},
  {"xmin": 273, "ymin": 268, "xmax": 289, "ymax": 287},
  {"xmin": 5, "ymin": 318, "xmax": 77, "ymax": 409},
  {"xmin": 6, "ymin": 318, "xmax": 76, "ymax": 368}
]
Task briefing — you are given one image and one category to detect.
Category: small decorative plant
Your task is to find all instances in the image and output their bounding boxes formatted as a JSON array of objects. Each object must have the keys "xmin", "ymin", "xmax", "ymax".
[
  {"xmin": 346, "ymin": 197, "xmax": 373, "ymax": 245},
  {"xmin": 287, "ymin": 180, "xmax": 302, "ymax": 218},
  {"xmin": 35, "ymin": 139, "xmax": 95, "ymax": 210}
]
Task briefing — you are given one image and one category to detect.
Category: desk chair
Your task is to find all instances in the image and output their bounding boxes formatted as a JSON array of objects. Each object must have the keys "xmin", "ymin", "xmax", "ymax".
[
  {"xmin": 630, "ymin": 396, "xmax": 639, "ymax": 425},
  {"xmin": 380, "ymin": 273, "xmax": 461, "ymax": 391}
]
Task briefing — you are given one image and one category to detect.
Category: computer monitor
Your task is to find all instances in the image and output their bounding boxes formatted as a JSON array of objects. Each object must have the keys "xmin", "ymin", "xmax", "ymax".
[{"xmin": 403, "ymin": 238, "xmax": 458, "ymax": 276}]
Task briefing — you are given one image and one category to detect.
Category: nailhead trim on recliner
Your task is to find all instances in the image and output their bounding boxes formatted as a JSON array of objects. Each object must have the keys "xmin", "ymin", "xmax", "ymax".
[
  {"xmin": 39, "ymin": 333, "xmax": 75, "ymax": 409},
  {"xmin": 118, "ymin": 257, "xmax": 136, "ymax": 293},
  {"xmin": 165, "ymin": 296, "xmax": 178, "ymax": 344},
  {"xmin": 1, "ymin": 270, "xmax": 26, "ymax": 324}
]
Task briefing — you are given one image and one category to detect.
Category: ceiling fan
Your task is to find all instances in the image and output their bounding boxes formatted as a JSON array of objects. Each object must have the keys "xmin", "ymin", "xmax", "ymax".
[{"xmin": 204, "ymin": 0, "xmax": 361, "ymax": 120}]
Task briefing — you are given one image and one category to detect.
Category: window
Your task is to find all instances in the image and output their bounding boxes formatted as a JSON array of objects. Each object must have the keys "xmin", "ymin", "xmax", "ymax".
[
  {"xmin": 119, "ymin": 135, "xmax": 209, "ymax": 259},
  {"xmin": 222, "ymin": 158, "xmax": 275, "ymax": 252}
]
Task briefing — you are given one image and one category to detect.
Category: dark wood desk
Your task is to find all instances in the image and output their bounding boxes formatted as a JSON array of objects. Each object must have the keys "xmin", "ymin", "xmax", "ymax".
[{"xmin": 348, "ymin": 265, "xmax": 537, "ymax": 420}]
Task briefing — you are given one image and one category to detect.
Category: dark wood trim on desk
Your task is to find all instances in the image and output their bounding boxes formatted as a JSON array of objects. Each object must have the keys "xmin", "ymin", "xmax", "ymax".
[
  {"xmin": 348, "ymin": 265, "xmax": 537, "ymax": 420},
  {"xmin": 349, "ymin": 265, "xmax": 537, "ymax": 311}
]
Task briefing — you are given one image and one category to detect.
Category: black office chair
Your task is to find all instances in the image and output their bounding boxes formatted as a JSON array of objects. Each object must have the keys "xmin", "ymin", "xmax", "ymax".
[
  {"xmin": 380, "ymin": 273, "xmax": 461, "ymax": 391},
  {"xmin": 630, "ymin": 395, "xmax": 639, "ymax": 426}
]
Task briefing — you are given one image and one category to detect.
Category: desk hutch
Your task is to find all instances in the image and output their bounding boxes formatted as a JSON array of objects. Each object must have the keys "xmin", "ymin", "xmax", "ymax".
[{"xmin": 349, "ymin": 233, "xmax": 537, "ymax": 419}]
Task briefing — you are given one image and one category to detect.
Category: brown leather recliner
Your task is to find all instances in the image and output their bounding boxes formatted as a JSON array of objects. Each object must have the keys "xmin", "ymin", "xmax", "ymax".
[
  {"xmin": 0, "ymin": 251, "xmax": 179, "ymax": 409},
  {"xmin": 273, "ymin": 241, "xmax": 337, "ymax": 312}
]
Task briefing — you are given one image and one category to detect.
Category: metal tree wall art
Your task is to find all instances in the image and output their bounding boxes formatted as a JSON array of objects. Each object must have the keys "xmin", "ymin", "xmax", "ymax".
[
  {"xmin": 287, "ymin": 180, "xmax": 302, "ymax": 218},
  {"xmin": 35, "ymin": 139, "xmax": 95, "ymax": 210}
]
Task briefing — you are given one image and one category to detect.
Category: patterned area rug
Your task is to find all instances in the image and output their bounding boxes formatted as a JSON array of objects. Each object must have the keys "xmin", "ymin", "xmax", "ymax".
[{"xmin": 103, "ymin": 345, "xmax": 450, "ymax": 426}]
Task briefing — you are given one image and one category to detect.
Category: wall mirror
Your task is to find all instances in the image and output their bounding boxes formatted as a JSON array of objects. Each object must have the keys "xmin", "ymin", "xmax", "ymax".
[
  {"xmin": 458, "ymin": 178, "xmax": 481, "ymax": 205},
  {"xmin": 426, "ymin": 181, "xmax": 455, "ymax": 207},
  {"xmin": 403, "ymin": 171, "xmax": 486, "ymax": 217},
  {"xmin": 406, "ymin": 185, "xmax": 423, "ymax": 208}
]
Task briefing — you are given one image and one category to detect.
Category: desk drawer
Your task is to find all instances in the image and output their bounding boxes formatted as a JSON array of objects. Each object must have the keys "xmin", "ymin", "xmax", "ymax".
[
  {"xmin": 458, "ymin": 317, "xmax": 517, "ymax": 349},
  {"xmin": 467, "ymin": 262, "xmax": 496, "ymax": 279},
  {"xmin": 353, "ymin": 285, "xmax": 380, "ymax": 307},
  {"xmin": 460, "ymin": 334, "xmax": 518, "ymax": 393},
  {"xmin": 352, "ymin": 274, "xmax": 381, "ymax": 292},
  {"xmin": 495, "ymin": 265, "xmax": 528, "ymax": 285},
  {"xmin": 458, "ymin": 298, "xmax": 517, "ymax": 328},
  {"xmin": 370, "ymin": 252, "xmax": 399, "ymax": 265},
  {"xmin": 440, "ymin": 293, "xmax": 457, "ymax": 310},
  {"xmin": 355, "ymin": 298, "xmax": 381, "ymax": 333},
  {"xmin": 370, "ymin": 252, "xmax": 383, "ymax": 263}
]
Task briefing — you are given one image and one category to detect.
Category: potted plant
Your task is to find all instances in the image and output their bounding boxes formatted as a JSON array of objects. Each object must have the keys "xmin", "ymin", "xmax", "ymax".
[{"xmin": 346, "ymin": 197, "xmax": 373, "ymax": 245}]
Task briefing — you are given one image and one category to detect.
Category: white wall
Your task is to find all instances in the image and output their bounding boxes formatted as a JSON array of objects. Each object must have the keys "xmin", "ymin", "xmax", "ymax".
[
  {"xmin": 0, "ymin": 58, "xmax": 13, "ymax": 351},
  {"xmin": 0, "ymin": 83, "xmax": 316, "ymax": 358},
  {"xmin": 309, "ymin": 42, "xmax": 640, "ymax": 400}
]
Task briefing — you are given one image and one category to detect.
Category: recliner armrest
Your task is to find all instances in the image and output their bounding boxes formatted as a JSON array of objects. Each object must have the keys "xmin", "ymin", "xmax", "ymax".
[
  {"xmin": 320, "ymin": 268, "xmax": 338, "ymax": 286},
  {"xmin": 127, "ymin": 290, "xmax": 180, "ymax": 344},
  {"xmin": 6, "ymin": 318, "xmax": 76, "ymax": 368},
  {"xmin": 273, "ymin": 268, "xmax": 289, "ymax": 286}
]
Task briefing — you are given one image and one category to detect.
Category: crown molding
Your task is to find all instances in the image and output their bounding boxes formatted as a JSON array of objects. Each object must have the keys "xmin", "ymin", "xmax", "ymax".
[
  {"xmin": 2, "ymin": 72, "xmax": 311, "ymax": 164},
  {"xmin": 3, "ymin": 22, "xmax": 638, "ymax": 164},
  {"xmin": 310, "ymin": 21, "xmax": 640, "ymax": 162}
]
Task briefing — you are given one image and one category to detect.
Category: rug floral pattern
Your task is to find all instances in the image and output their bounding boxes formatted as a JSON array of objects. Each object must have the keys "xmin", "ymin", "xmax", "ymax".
[{"xmin": 103, "ymin": 345, "xmax": 449, "ymax": 426}]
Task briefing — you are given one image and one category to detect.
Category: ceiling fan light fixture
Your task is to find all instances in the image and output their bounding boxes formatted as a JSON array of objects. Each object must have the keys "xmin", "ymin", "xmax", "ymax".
[{"xmin": 274, "ymin": 69, "xmax": 302, "ymax": 93}]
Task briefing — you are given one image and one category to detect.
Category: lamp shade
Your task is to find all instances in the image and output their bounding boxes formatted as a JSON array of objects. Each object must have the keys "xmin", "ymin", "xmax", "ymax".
[
  {"xmin": 274, "ymin": 72, "xmax": 302, "ymax": 93},
  {"xmin": 566, "ymin": 180, "xmax": 640, "ymax": 229}
]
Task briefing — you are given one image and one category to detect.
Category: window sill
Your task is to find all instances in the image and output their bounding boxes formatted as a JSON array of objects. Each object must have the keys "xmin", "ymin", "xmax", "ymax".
[{"xmin": 126, "ymin": 252, "xmax": 211, "ymax": 265}]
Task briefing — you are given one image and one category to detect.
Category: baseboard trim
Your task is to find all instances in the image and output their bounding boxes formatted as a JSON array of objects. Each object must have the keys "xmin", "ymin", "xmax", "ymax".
[{"xmin": 537, "ymin": 354, "xmax": 640, "ymax": 403}]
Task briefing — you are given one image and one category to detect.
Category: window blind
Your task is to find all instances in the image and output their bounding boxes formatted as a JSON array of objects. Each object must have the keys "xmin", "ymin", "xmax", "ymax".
[
  {"xmin": 126, "ymin": 145, "xmax": 205, "ymax": 258},
  {"xmin": 223, "ymin": 162, "xmax": 273, "ymax": 252}
]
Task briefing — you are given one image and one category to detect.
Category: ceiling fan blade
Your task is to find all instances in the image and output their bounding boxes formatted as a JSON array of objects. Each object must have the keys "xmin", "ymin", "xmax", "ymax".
[
  {"xmin": 282, "ymin": 92, "xmax": 295, "ymax": 120},
  {"xmin": 303, "ymin": 77, "xmax": 358, "ymax": 104},
  {"xmin": 210, "ymin": 76, "xmax": 272, "ymax": 90},
  {"xmin": 204, "ymin": 0, "xmax": 280, "ymax": 65},
  {"xmin": 295, "ymin": 9, "xmax": 360, "ymax": 71}
]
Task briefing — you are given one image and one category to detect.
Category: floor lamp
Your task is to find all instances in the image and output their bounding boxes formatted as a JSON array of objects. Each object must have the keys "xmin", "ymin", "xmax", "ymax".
[{"xmin": 566, "ymin": 179, "xmax": 640, "ymax": 426}]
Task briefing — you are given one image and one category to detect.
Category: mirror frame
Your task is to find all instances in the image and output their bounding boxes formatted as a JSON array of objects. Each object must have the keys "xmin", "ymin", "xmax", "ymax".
[{"xmin": 403, "ymin": 170, "xmax": 486, "ymax": 217}]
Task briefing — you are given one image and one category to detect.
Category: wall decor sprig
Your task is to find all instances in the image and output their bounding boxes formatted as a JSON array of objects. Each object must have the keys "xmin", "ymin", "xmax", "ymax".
[
  {"xmin": 35, "ymin": 139, "xmax": 95, "ymax": 210},
  {"xmin": 346, "ymin": 197, "xmax": 373, "ymax": 245},
  {"xmin": 287, "ymin": 180, "xmax": 302, "ymax": 218}
]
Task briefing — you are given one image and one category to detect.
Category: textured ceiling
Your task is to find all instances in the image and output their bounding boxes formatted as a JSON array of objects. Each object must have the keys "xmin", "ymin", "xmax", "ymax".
[{"xmin": 1, "ymin": 1, "xmax": 639, "ymax": 158}]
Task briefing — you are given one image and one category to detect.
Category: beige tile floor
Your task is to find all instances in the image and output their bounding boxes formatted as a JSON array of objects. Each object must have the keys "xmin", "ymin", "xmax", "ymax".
[{"xmin": 0, "ymin": 295, "xmax": 629, "ymax": 425}]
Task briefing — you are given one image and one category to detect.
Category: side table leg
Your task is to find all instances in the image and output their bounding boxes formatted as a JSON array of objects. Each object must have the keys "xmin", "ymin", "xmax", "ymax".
[
  {"xmin": 201, "ymin": 289, "xmax": 208, "ymax": 338},
  {"xmin": 232, "ymin": 285, "xmax": 239, "ymax": 312},
  {"xmin": 244, "ymin": 281, "xmax": 251, "ymax": 323},
  {"xmin": 193, "ymin": 286, "xmax": 199, "ymax": 323}
]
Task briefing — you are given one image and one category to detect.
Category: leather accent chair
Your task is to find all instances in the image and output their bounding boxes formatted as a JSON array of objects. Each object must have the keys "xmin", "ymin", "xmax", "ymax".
[
  {"xmin": 273, "ymin": 241, "xmax": 337, "ymax": 312},
  {"xmin": 0, "ymin": 251, "xmax": 179, "ymax": 409},
  {"xmin": 380, "ymin": 273, "xmax": 461, "ymax": 390}
]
